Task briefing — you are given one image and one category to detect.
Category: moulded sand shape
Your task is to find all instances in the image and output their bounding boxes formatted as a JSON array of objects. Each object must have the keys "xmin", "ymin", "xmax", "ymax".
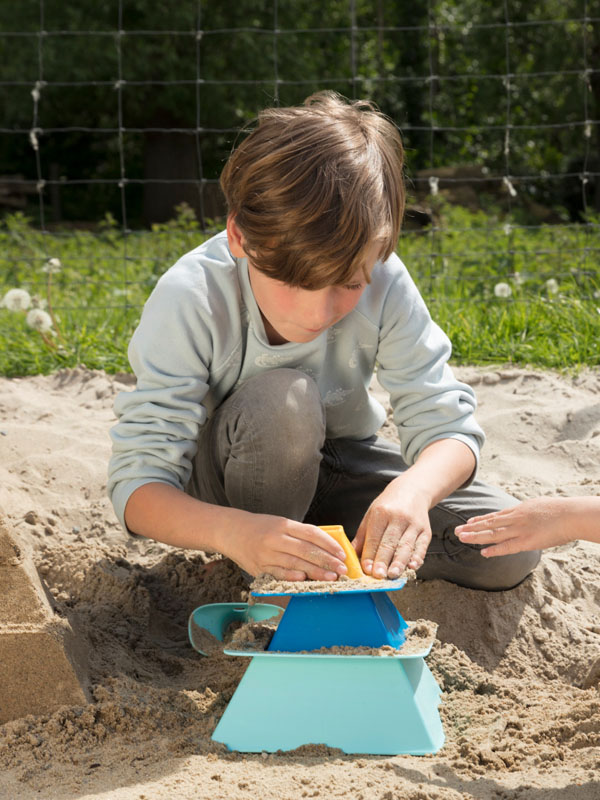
[{"xmin": 0, "ymin": 517, "xmax": 90, "ymax": 724}]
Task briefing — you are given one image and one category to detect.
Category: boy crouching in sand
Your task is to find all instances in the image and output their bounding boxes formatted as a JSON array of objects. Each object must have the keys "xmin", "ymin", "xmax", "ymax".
[{"xmin": 108, "ymin": 91, "xmax": 539, "ymax": 590}]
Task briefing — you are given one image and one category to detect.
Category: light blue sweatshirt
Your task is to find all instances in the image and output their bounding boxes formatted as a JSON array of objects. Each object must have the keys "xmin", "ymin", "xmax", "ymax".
[{"xmin": 108, "ymin": 230, "xmax": 484, "ymax": 529}]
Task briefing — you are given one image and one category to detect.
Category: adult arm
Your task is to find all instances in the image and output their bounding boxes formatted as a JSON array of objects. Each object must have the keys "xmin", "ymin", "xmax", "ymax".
[{"xmin": 455, "ymin": 496, "xmax": 600, "ymax": 555}]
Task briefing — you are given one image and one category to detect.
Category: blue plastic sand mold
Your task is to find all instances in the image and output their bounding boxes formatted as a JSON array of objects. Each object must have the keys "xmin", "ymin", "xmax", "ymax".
[{"xmin": 188, "ymin": 581, "xmax": 444, "ymax": 756}]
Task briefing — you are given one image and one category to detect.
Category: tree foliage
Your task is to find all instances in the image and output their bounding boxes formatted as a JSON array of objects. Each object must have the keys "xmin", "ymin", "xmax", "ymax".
[{"xmin": 0, "ymin": 0, "xmax": 597, "ymax": 225}]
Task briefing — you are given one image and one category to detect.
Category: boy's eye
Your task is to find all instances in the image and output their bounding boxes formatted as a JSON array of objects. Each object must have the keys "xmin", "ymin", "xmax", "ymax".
[{"xmin": 344, "ymin": 283, "xmax": 363, "ymax": 291}]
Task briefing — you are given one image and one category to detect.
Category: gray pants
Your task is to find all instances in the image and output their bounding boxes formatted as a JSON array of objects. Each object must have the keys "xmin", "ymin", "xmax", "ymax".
[{"xmin": 189, "ymin": 369, "xmax": 540, "ymax": 591}]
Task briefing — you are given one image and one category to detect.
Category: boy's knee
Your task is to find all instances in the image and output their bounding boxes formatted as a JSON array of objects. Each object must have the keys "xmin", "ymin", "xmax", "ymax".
[
  {"xmin": 232, "ymin": 369, "xmax": 325, "ymax": 458},
  {"xmin": 464, "ymin": 547, "xmax": 541, "ymax": 591},
  {"xmin": 419, "ymin": 544, "xmax": 541, "ymax": 591}
]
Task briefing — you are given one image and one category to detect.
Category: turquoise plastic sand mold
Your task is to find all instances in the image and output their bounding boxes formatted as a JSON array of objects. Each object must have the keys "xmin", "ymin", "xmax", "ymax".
[
  {"xmin": 188, "ymin": 602, "xmax": 283, "ymax": 656},
  {"xmin": 213, "ymin": 646, "xmax": 444, "ymax": 755},
  {"xmin": 188, "ymin": 582, "xmax": 445, "ymax": 756}
]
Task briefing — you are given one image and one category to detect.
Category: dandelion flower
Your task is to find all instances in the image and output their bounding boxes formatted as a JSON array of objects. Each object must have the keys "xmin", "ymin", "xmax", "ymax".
[
  {"xmin": 42, "ymin": 257, "xmax": 62, "ymax": 274},
  {"xmin": 26, "ymin": 308, "xmax": 54, "ymax": 333},
  {"xmin": 545, "ymin": 278, "xmax": 559, "ymax": 295},
  {"xmin": 1, "ymin": 288, "xmax": 32, "ymax": 311},
  {"xmin": 494, "ymin": 282, "xmax": 512, "ymax": 298}
]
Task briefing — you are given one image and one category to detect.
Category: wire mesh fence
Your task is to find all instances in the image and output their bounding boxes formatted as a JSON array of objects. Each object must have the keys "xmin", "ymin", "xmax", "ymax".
[{"xmin": 1, "ymin": 1, "xmax": 599, "ymax": 374}]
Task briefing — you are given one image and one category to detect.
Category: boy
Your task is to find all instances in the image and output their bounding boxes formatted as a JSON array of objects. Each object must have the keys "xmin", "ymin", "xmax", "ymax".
[{"xmin": 108, "ymin": 91, "xmax": 540, "ymax": 590}]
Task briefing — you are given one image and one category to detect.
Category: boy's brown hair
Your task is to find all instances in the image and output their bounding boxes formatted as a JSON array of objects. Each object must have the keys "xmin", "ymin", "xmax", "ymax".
[{"xmin": 220, "ymin": 91, "xmax": 405, "ymax": 289}]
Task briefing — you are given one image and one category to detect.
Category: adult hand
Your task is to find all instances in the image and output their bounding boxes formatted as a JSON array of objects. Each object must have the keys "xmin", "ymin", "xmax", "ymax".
[
  {"xmin": 224, "ymin": 514, "xmax": 348, "ymax": 582},
  {"xmin": 455, "ymin": 497, "xmax": 574, "ymax": 556},
  {"xmin": 352, "ymin": 480, "xmax": 432, "ymax": 579}
]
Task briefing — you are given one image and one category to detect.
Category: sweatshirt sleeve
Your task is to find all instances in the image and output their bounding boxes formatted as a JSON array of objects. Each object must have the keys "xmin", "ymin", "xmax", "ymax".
[
  {"xmin": 375, "ymin": 256, "xmax": 484, "ymax": 473},
  {"xmin": 107, "ymin": 265, "xmax": 213, "ymax": 530}
]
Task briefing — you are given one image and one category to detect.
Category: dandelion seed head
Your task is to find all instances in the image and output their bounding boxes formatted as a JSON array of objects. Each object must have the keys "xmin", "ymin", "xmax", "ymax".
[
  {"xmin": 593, "ymin": 289, "xmax": 600, "ymax": 299},
  {"xmin": 1, "ymin": 288, "xmax": 32, "ymax": 311},
  {"xmin": 26, "ymin": 308, "xmax": 53, "ymax": 333},
  {"xmin": 494, "ymin": 282, "xmax": 512, "ymax": 298},
  {"xmin": 42, "ymin": 257, "xmax": 62, "ymax": 274},
  {"xmin": 545, "ymin": 278, "xmax": 559, "ymax": 295},
  {"xmin": 512, "ymin": 272, "xmax": 524, "ymax": 286}
]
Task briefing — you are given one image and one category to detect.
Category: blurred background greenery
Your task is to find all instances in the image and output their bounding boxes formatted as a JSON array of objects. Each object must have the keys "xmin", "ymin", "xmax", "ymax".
[
  {"xmin": 1, "ymin": 0, "xmax": 598, "ymax": 227},
  {"xmin": 0, "ymin": 1, "xmax": 599, "ymax": 375}
]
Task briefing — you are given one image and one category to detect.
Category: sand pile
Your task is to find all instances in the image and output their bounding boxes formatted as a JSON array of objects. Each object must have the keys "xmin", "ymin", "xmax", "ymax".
[{"xmin": 0, "ymin": 366, "xmax": 598, "ymax": 799}]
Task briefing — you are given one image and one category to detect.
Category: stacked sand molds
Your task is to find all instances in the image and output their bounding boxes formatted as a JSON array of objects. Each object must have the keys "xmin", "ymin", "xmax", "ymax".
[
  {"xmin": 0, "ymin": 518, "xmax": 90, "ymax": 724},
  {"xmin": 191, "ymin": 580, "xmax": 445, "ymax": 755}
]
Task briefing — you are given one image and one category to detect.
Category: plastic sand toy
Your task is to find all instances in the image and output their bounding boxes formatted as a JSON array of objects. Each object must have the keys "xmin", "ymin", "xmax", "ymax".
[{"xmin": 188, "ymin": 526, "xmax": 444, "ymax": 755}]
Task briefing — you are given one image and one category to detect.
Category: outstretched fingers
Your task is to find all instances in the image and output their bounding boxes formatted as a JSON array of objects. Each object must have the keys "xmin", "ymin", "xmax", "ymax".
[
  {"xmin": 385, "ymin": 527, "xmax": 419, "ymax": 578},
  {"xmin": 406, "ymin": 530, "xmax": 429, "ymax": 570},
  {"xmin": 457, "ymin": 507, "xmax": 513, "ymax": 531},
  {"xmin": 455, "ymin": 517, "xmax": 532, "ymax": 558},
  {"xmin": 478, "ymin": 538, "xmax": 524, "ymax": 558},
  {"xmin": 360, "ymin": 522, "xmax": 428, "ymax": 579}
]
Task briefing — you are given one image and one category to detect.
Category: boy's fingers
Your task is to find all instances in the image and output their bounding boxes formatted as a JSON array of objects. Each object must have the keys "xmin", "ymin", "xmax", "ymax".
[
  {"xmin": 373, "ymin": 526, "xmax": 416, "ymax": 578},
  {"xmin": 295, "ymin": 524, "xmax": 348, "ymax": 562},
  {"xmin": 360, "ymin": 526, "xmax": 380, "ymax": 565},
  {"xmin": 360, "ymin": 515, "xmax": 400, "ymax": 574},
  {"xmin": 406, "ymin": 531, "xmax": 431, "ymax": 571},
  {"xmin": 275, "ymin": 537, "xmax": 350, "ymax": 578},
  {"xmin": 267, "ymin": 553, "xmax": 339, "ymax": 582},
  {"xmin": 273, "ymin": 528, "xmax": 347, "ymax": 574},
  {"xmin": 266, "ymin": 566, "xmax": 308, "ymax": 582},
  {"xmin": 351, "ymin": 525, "xmax": 366, "ymax": 556}
]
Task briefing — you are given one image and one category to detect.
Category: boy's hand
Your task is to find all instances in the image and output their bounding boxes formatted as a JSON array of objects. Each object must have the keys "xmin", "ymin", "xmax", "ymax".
[
  {"xmin": 352, "ymin": 439, "xmax": 477, "ymax": 579},
  {"xmin": 224, "ymin": 515, "xmax": 348, "ymax": 582},
  {"xmin": 353, "ymin": 481, "xmax": 432, "ymax": 579}
]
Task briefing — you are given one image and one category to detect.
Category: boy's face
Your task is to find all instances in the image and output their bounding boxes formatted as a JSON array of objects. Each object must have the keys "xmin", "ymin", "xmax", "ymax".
[
  {"xmin": 246, "ymin": 256, "xmax": 376, "ymax": 345},
  {"xmin": 227, "ymin": 215, "xmax": 381, "ymax": 345}
]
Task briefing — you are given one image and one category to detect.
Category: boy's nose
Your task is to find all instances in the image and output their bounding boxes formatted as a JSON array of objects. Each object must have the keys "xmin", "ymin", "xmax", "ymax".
[{"xmin": 307, "ymin": 290, "xmax": 336, "ymax": 328}]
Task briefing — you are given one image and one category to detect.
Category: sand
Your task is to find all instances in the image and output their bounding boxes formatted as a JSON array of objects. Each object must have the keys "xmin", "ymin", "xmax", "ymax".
[
  {"xmin": 250, "ymin": 573, "xmax": 411, "ymax": 595},
  {"xmin": 0, "ymin": 365, "xmax": 599, "ymax": 799}
]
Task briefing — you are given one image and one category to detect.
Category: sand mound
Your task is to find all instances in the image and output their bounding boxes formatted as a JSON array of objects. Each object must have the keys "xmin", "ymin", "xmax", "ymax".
[{"xmin": 0, "ymin": 366, "xmax": 599, "ymax": 799}]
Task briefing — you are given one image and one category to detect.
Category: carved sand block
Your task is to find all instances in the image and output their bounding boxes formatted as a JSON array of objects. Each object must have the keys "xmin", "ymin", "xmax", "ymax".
[{"xmin": 0, "ymin": 518, "xmax": 90, "ymax": 724}]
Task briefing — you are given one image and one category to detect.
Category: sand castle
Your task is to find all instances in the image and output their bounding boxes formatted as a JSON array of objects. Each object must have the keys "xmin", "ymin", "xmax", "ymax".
[{"xmin": 0, "ymin": 517, "xmax": 89, "ymax": 724}]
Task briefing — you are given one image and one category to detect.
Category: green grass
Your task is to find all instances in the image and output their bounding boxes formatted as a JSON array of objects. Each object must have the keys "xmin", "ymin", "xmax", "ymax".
[{"xmin": 1, "ymin": 203, "xmax": 599, "ymax": 377}]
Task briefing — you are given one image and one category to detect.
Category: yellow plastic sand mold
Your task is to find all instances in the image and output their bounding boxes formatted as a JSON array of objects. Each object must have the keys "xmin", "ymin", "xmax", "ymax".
[{"xmin": 319, "ymin": 524, "xmax": 364, "ymax": 579}]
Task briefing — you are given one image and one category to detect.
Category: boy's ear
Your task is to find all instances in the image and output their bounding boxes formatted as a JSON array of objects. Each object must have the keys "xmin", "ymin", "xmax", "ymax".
[{"xmin": 226, "ymin": 214, "xmax": 247, "ymax": 258}]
